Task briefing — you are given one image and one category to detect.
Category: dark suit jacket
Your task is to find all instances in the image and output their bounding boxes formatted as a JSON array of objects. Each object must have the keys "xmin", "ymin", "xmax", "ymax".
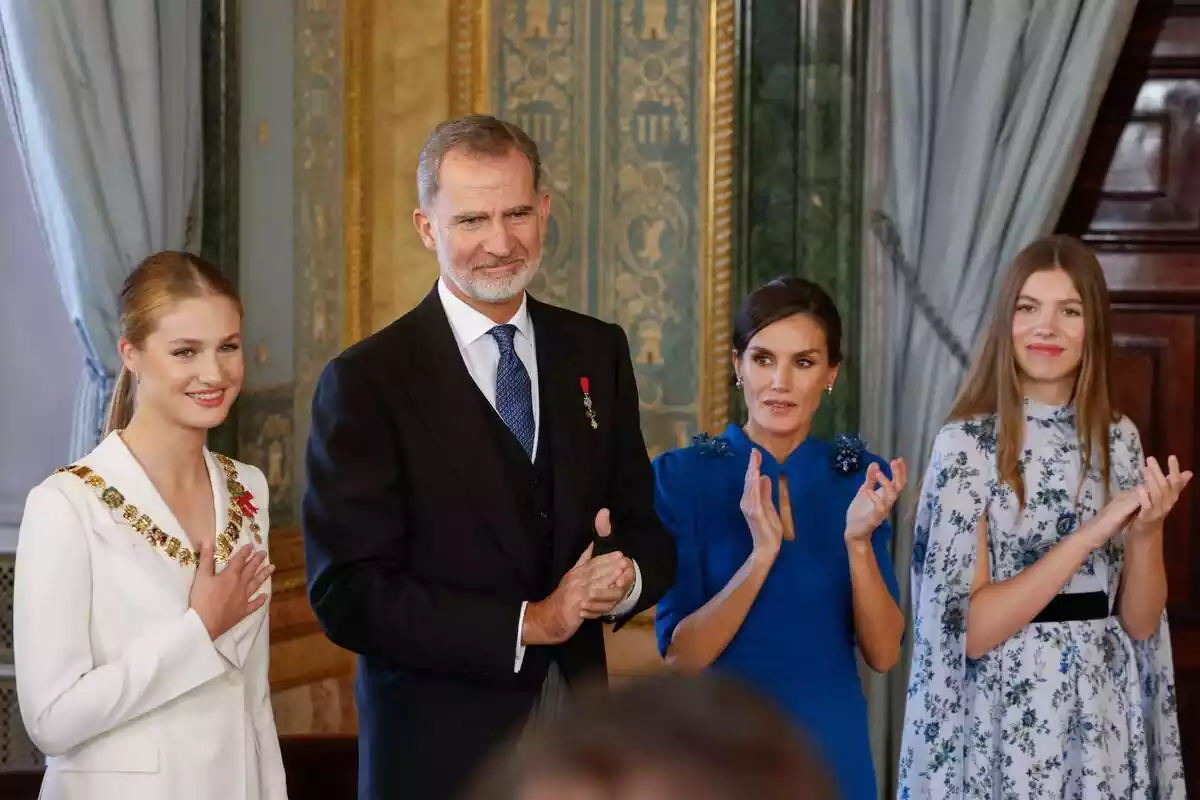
[{"xmin": 302, "ymin": 286, "xmax": 676, "ymax": 800}]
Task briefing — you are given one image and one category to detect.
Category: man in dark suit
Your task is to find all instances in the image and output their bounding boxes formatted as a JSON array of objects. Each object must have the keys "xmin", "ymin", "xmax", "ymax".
[{"xmin": 302, "ymin": 115, "xmax": 676, "ymax": 800}]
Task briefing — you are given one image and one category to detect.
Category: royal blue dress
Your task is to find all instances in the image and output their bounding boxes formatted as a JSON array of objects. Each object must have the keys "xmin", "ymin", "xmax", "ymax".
[{"xmin": 652, "ymin": 423, "xmax": 901, "ymax": 800}]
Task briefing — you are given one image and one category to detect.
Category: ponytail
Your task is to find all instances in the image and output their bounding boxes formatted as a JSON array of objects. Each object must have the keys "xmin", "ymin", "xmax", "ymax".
[
  {"xmin": 103, "ymin": 367, "xmax": 135, "ymax": 438},
  {"xmin": 102, "ymin": 250, "xmax": 241, "ymax": 441}
]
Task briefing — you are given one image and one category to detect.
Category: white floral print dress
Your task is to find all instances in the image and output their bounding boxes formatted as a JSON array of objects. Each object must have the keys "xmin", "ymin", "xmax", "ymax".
[{"xmin": 898, "ymin": 399, "xmax": 1185, "ymax": 799}]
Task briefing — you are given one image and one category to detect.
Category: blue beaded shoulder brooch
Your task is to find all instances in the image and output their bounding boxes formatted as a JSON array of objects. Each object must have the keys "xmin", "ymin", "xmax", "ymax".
[
  {"xmin": 691, "ymin": 432, "xmax": 732, "ymax": 457},
  {"xmin": 690, "ymin": 431, "xmax": 867, "ymax": 477},
  {"xmin": 832, "ymin": 433, "xmax": 867, "ymax": 476}
]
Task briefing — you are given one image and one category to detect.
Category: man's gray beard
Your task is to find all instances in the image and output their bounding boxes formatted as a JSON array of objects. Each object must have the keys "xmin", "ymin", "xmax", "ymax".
[{"xmin": 442, "ymin": 252, "xmax": 540, "ymax": 303}]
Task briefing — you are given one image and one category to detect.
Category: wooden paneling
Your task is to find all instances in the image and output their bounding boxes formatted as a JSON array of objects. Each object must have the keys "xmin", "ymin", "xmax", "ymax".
[
  {"xmin": 268, "ymin": 529, "xmax": 357, "ymax": 734},
  {"xmin": 0, "ymin": 737, "xmax": 360, "ymax": 800},
  {"xmin": 1089, "ymin": 78, "xmax": 1200, "ymax": 242},
  {"xmin": 276, "ymin": 736, "xmax": 357, "ymax": 800},
  {"xmin": 1111, "ymin": 311, "xmax": 1197, "ymax": 614},
  {"xmin": 1059, "ymin": 2, "xmax": 1200, "ymax": 789},
  {"xmin": 1099, "ymin": 251, "xmax": 1200, "ymax": 297}
]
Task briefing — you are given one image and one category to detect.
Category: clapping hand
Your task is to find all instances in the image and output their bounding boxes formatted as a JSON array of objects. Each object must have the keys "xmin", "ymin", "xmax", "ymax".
[
  {"xmin": 585, "ymin": 509, "xmax": 635, "ymax": 616},
  {"xmin": 1077, "ymin": 490, "xmax": 1143, "ymax": 551},
  {"xmin": 844, "ymin": 459, "xmax": 906, "ymax": 543},
  {"xmin": 740, "ymin": 449, "xmax": 785, "ymax": 557},
  {"xmin": 1128, "ymin": 455, "xmax": 1193, "ymax": 539},
  {"xmin": 522, "ymin": 509, "xmax": 634, "ymax": 645}
]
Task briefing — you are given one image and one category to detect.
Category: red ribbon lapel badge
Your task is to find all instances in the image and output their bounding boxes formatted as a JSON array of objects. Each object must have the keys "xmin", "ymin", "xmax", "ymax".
[
  {"xmin": 233, "ymin": 488, "xmax": 259, "ymax": 518},
  {"xmin": 580, "ymin": 377, "xmax": 598, "ymax": 430}
]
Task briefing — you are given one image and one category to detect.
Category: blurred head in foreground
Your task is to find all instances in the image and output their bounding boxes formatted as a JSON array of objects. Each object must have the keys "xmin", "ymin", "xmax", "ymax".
[{"xmin": 467, "ymin": 674, "xmax": 836, "ymax": 800}]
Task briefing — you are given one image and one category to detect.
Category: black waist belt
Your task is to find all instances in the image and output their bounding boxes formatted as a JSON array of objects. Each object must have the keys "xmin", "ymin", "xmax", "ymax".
[{"xmin": 1032, "ymin": 591, "xmax": 1111, "ymax": 624}]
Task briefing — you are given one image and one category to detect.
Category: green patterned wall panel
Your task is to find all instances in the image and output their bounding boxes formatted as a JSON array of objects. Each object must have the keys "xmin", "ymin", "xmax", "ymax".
[{"xmin": 491, "ymin": 0, "xmax": 710, "ymax": 455}]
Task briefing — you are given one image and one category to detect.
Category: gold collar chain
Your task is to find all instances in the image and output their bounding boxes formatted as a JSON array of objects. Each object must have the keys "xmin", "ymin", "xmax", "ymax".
[{"xmin": 56, "ymin": 454, "xmax": 263, "ymax": 568}]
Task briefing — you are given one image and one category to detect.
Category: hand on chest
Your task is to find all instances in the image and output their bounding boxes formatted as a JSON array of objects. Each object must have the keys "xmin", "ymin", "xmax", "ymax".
[{"xmin": 63, "ymin": 453, "xmax": 266, "ymax": 606}]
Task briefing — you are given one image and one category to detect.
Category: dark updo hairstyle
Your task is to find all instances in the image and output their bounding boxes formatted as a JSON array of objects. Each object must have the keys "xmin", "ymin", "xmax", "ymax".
[{"xmin": 732, "ymin": 277, "xmax": 843, "ymax": 365}]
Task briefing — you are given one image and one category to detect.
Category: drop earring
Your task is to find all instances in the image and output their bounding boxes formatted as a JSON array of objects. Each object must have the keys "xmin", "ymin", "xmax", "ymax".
[
  {"xmin": 825, "ymin": 383, "xmax": 833, "ymax": 395},
  {"xmin": 735, "ymin": 375, "xmax": 744, "ymax": 390}
]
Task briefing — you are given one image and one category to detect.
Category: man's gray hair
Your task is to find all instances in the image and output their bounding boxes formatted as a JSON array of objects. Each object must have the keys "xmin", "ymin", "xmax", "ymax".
[{"xmin": 417, "ymin": 114, "xmax": 543, "ymax": 208}]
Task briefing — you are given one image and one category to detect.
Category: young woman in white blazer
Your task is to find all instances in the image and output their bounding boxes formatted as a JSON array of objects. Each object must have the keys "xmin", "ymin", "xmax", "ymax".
[{"xmin": 14, "ymin": 251, "xmax": 287, "ymax": 800}]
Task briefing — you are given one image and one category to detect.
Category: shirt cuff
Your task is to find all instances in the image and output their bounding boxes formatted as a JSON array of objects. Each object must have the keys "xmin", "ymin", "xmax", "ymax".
[
  {"xmin": 608, "ymin": 559, "xmax": 643, "ymax": 618},
  {"xmin": 514, "ymin": 600, "xmax": 528, "ymax": 673}
]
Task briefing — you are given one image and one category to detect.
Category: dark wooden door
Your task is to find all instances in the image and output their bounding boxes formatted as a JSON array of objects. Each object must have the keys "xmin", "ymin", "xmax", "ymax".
[{"xmin": 1059, "ymin": 1, "xmax": 1200, "ymax": 789}]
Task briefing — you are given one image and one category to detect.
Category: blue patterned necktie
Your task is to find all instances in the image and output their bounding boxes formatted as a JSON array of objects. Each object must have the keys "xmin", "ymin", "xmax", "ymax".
[{"xmin": 488, "ymin": 324, "xmax": 535, "ymax": 458}]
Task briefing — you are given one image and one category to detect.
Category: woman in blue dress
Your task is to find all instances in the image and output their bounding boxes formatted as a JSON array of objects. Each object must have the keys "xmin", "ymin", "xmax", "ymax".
[{"xmin": 652, "ymin": 277, "xmax": 907, "ymax": 800}]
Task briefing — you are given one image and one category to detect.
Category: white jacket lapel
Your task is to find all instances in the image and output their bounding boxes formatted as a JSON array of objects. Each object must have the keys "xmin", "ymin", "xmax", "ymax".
[{"xmin": 70, "ymin": 434, "xmax": 201, "ymax": 596}]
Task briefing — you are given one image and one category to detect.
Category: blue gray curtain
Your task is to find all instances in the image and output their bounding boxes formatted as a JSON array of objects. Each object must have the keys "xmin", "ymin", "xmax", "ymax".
[
  {"xmin": 859, "ymin": 1, "xmax": 1137, "ymax": 796},
  {"xmin": 0, "ymin": 0, "xmax": 202, "ymax": 459}
]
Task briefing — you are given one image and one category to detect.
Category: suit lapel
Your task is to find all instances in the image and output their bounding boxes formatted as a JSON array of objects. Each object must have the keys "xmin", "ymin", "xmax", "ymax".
[
  {"xmin": 81, "ymin": 435, "xmax": 199, "ymax": 599},
  {"xmin": 405, "ymin": 289, "xmax": 538, "ymax": 588},
  {"xmin": 529, "ymin": 299, "xmax": 595, "ymax": 569}
]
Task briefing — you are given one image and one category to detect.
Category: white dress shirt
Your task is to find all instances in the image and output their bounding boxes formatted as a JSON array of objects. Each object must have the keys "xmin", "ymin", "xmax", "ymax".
[{"xmin": 436, "ymin": 279, "xmax": 642, "ymax": 672}]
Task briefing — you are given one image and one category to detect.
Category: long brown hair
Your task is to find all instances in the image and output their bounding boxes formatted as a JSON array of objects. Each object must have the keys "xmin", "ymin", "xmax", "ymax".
[
  {"xmin": 103, "ymin": 251, "xmax": 242, "ymax": 437},
  {"xmin": 948, "ymin": 235, "xmax": 1116, "ymax": 507}
]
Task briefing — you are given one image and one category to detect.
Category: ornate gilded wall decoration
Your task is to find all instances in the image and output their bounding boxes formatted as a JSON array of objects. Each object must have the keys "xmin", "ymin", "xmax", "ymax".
[
  {"xmin": 600, "ymin": 0, "xmax": 699, "ymax": 450},
  {"xmin": 478, "ymin": 0, "xmax": 734, "ymax": 454},
  {"xmin": 492, "ymin": 0, "xmax": 589, "ymax": 311}
]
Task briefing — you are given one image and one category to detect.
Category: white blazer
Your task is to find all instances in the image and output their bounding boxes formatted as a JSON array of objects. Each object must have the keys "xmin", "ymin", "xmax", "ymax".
[{"xmin": 14, "ymin": 432, "xmax": 288, "ymax": 800}]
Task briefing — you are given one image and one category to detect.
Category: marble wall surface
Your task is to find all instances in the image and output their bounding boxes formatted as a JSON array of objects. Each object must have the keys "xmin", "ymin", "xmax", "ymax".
[{"xmin": 737, "ymin": 0, "xmax": 867, "ymax": 439}]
